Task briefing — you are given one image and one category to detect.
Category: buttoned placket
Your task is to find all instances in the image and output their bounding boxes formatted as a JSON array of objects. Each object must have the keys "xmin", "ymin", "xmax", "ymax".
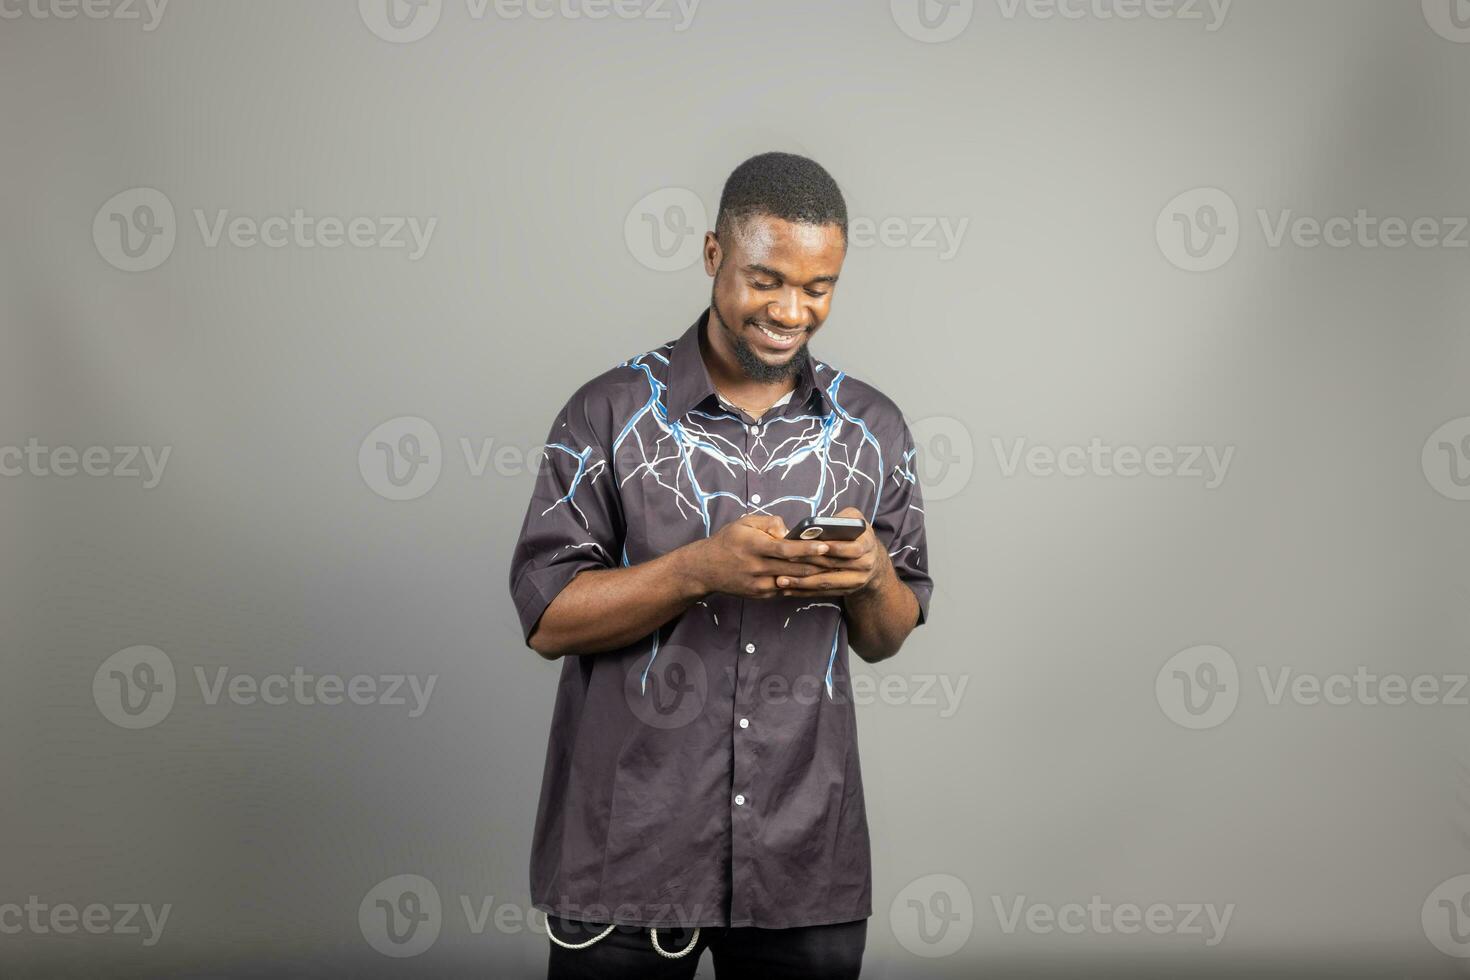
[
  {"xmin": 713, "ymin": 387, "xmax": 811, "ymax": 926},
  {"xmin": 725, "ymin": 396, "xmax": 769, "ymax": 927}
]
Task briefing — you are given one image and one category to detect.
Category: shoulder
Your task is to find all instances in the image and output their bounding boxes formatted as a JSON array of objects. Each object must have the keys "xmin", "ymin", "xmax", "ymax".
[
  {"xmin": 554, "ymin": 338, "xmax": 677, "ymax": 438},
  {"xmin": 812, "ymin": 359, "xmax": 914, "ymax": 444}
]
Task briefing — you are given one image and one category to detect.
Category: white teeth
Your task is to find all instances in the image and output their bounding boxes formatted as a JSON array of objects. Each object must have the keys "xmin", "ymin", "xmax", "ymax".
[{"xmin": 758, "ymin": 325, "xmax": 797, "ymax": 343}]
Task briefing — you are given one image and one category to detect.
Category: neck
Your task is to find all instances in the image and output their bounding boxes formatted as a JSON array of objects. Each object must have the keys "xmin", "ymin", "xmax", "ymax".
[{"xmin": 699, "ymin": 308, "xmax": 799, "ymax": 408}]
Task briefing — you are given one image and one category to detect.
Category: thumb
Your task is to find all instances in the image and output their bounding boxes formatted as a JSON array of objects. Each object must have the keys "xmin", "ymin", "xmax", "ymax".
[{"xmin": 745, "ymin": 513, "xmax": 787, "ymax": 538}]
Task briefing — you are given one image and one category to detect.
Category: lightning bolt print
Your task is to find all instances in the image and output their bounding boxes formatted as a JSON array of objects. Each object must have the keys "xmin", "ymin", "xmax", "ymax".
[{"xmin": 537, "ymin": 344, "xmax": 892, "ymax": 700}]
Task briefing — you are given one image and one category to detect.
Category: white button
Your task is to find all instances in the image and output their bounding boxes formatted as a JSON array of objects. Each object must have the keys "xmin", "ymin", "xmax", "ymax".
[
  {"xmin": 748, "ymin": 425, "xmax": 759, "ymax": 435},
  {"xmin": 750, "ymin": 493, "xmax": 761, "ymax": 504},
  {"xmin": 744, "ymin": 642, "xmax": 755, "ymax": 653},
  {"xmin": 734, "ymin": 794, "xmax": 746, "ymax": 806},
  {"xmin": 739, "ymin": 718, "xmax": 749, "ymax": 729}
]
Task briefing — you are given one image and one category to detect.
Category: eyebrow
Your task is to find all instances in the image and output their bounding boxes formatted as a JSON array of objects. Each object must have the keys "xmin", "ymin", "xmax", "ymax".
[{"xmin": 744, "ymin": 263, "xmax": 840, "ymax": 286}]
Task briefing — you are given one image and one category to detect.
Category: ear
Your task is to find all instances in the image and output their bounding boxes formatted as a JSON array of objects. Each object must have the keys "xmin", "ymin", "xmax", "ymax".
[{"xmin": 702, "ymin": 230, "xmax": 721, "ymax": 277}]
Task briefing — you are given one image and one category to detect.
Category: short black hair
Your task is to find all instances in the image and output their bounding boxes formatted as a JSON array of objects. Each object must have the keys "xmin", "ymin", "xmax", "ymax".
[{"xmin": 715, "ymin": 152, "xmax": 847, "ymax": 243}]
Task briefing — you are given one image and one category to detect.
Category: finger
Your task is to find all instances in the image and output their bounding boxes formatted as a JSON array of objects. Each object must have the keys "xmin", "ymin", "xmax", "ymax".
[
  {"xmin": 813, "ymin": 538, "xmax": 870, "ymax": 561},
  {"xmin": 774, "ymin": 571, "xmax": 867, "ymax": 591},
  {"xmin": 756, "ymin": 576, "xmax": 791, "ymax": 599},
  {"xmin": 739, "ymin": 514, "xmax": 783, "ymax": 533},
  {"xmin": 799, "ymin": 553, "xmax": 874, "ymax": 571},
  {"xmin": 746, "ymin": 516, "xmax": 789, "ymax": 539},
  {"xmin": 750, "ymin": 535, "xmax": 830, "ymax": 561},
  {"xmin": 758, "ymin": 560, "xmax": 825, "ymax": 578},
  {"xmin": 739, "ymin": 517, "xmax": 796, "ymax": 544}
]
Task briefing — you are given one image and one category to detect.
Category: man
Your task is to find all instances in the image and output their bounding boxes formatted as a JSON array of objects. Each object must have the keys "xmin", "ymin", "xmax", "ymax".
[{"xmin": 508, "ymin": 152, "xmax": 933, "ymax": 980}]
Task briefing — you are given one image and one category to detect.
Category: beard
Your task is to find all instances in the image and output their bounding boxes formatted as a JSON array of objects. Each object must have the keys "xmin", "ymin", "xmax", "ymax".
[{"xmin": 709, "ymin": 285, "xmax": 812, "ymax": 385}]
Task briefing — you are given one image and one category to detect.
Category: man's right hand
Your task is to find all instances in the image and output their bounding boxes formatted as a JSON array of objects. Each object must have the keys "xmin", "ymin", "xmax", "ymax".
[{"xmin": 681, "ymin": 515, "xmax": 830, "ymax": 600}]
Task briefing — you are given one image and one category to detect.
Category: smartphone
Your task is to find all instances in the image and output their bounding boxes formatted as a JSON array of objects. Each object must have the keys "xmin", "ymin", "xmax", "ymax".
[{"xmin": 785, "ymin": 516, "xmax": 867, "ymax": 541}]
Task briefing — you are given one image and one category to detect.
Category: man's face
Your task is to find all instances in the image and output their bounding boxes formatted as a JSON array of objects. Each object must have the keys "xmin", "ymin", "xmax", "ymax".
[{"xmin": 704, "ymin": 214, "xmax": 846, "ymax": 384}]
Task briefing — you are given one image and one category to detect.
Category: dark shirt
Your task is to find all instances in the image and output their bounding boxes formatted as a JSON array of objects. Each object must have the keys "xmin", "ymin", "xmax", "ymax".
[{"xmin": 508, "ymin": 309, "xmax": 933, "ymax": 929}]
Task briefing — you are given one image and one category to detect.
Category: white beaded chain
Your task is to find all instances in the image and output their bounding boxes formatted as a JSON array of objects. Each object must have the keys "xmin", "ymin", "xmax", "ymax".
[
  {"xmin": 545, "ymin": 919, "xmax": 702, "ymax": 960},
  {"xmin": 545, "ymin": 920, "xmax": 616, "ymax": 950},
  {"xmin": 650, "ymin": 926, "xmax": 701, "ymax": 959}
]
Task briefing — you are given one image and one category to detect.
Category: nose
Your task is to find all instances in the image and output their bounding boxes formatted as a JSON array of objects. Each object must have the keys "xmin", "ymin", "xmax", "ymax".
[{"xmin": 766, "ymin": 289, "xmax": 805, "ymax": 329}]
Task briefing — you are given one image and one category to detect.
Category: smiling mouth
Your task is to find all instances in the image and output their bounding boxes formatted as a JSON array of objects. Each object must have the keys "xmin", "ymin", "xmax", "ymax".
[{"xmin": 749, "ymin": 322, "xmax": 804, "ymax": 349}]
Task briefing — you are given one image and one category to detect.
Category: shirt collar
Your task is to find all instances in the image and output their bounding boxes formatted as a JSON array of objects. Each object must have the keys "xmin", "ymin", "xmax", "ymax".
[{"xmin": 665, "ymin": 308, "xmax": 829, "ymax": 422}]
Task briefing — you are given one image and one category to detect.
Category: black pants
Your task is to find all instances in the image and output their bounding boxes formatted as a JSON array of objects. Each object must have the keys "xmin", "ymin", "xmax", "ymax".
[{"xmin": 545, "ymin": 913, "xmax": 867, "ymax": 980}]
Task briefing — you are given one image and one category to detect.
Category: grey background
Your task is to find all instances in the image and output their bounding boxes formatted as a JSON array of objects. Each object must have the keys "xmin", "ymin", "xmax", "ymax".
[{"xmin": 3, "ymin": 0, "xmax": 1469, "ymax": 975}]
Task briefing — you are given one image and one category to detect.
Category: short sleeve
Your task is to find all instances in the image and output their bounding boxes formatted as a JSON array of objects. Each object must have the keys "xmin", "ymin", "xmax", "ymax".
[
  {"xmin": 872, "ymin": 417, "xmax": 932, "ymax": 627},
  {"xmin": 508, "ymin": 387, "xmax": 626, "ymax": 648}
]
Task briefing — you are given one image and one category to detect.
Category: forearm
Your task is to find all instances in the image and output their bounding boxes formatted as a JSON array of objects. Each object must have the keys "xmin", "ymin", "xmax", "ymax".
[
  {"xmin": 843, "ymin": 554, "xmax": 919, "ymax": 664},
  {"xmin": 528, "ymin": 542, "xmax": 709, "ymax": 659}
]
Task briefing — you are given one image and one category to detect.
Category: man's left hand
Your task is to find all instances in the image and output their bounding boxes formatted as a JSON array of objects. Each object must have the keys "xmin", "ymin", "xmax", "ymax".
[{"xmin": 765, "ymin": 507, "xmax": 893, "ymax": 598}]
